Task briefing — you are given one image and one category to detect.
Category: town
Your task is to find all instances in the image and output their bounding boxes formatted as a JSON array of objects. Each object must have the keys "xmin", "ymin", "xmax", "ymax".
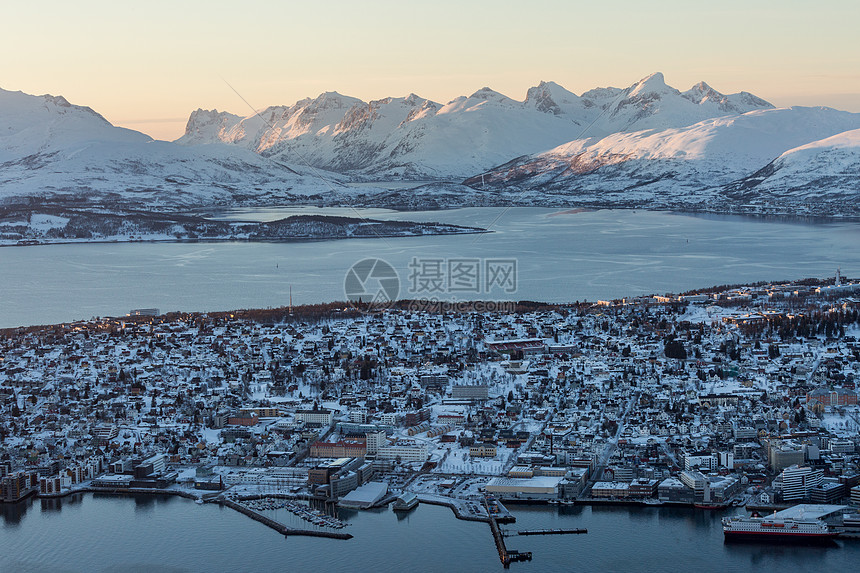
[{"xmin": 2, "ymin": 273, "xmax": 860, "ymax": 543}]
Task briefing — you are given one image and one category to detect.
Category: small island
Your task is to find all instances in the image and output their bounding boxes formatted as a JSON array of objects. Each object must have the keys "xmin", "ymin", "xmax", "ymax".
[{"xmin": 0, "ymin": 207, "xmax": 486, "ymax": 247}]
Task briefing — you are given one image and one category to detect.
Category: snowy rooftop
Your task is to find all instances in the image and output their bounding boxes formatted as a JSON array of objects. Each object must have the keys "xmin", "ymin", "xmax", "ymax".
[
  {"xmin": 487, "ymin": 476, "xmax": 563, "ymax": 488},
  {"xmin": 339, "ymin": 481, "xmax": 388, "ymax": 507},
  {"xmin": 772, "ymin": 504, "xmax": 848, "ymax": 521}
]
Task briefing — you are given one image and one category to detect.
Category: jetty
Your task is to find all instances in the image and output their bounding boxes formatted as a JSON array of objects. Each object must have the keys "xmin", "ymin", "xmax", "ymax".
[
  {"xmin": 518, "ymin": 528, "xmax": 587, "ymax": 536},
  {"xmin": 484, "ymin": 496, "xmax": 531, "ymax": 567}
]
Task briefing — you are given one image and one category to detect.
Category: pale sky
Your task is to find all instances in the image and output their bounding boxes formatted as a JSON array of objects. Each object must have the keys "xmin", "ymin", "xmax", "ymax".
[{"xmin": 4, "ymin": 0, "xmax": 859, "ymax": 140}]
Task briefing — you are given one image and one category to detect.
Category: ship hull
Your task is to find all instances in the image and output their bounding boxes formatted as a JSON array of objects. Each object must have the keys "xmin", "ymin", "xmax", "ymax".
[{"xmin": 724, "ymin": 531, "xmax": 840, "ymax": 545}]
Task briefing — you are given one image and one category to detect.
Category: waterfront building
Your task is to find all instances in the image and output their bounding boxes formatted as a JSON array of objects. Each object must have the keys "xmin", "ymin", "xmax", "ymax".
[
  {"xmin": 39, "ymin": 475, "xmax": 64, "ymax": 494},
  {"xmin": 628, "ymin": 478, "xmax": 660, "ymax": 498},
  {"xmin": 485, "ymin": 476, "xmax": 562, "ymax": 499},
  {"xmin": 780, "ymin": 465, "xmax": 824, "ymax": 501},
  {"xmin": 338, "ymin": 481, "xmax": 388, "ymax": 509},
  {"xmin": 658, "ymin": 477, "xmax": 694, "ymax": 503},
  {"xmin": 330, "ymin": 470, "xmax": 359, "ymax": 497},
  {"xmin": 91, "ymin": 475, "xmax": 132, "ymax": 488},
  {"xmin": 1, "ymin": 471, "xmax": 38, "ymax": 502},
  {"xmin": 810, "ymin": 482, "xmax": 845, "ymax": 504},
  {"xmin": 680, "ymin": 471, "xmax": 712, "ymax": 503},
  {"xmin": 592, "ymin": 481, "xmax": 630, "ymax": 498}
]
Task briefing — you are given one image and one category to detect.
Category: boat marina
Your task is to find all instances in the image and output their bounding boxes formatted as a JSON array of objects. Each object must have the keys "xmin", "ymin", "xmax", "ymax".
[{"xmin": 241, "ymin": 497, "xmax": 350, "ymax": 529}]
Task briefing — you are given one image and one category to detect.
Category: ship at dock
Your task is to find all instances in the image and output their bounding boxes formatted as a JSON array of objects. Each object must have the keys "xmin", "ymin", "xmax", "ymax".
[{"xmin": 722, "ymin": 504, "xmax": 847, "ymax": 542}]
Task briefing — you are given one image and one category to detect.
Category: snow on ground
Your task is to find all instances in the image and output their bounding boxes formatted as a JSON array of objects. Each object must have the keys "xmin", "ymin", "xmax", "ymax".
[
  {"xmin": 819, "ymin": 407, "xmax": 860, "ymax": 436},
  {"xmin": 27, "ymin": 214, "xmax": 70, "ymax": 230}
]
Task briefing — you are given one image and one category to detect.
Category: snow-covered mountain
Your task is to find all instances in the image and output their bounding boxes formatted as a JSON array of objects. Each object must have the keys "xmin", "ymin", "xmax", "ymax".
[
  {"xmin": 468, "ymin": 106, "xmax": 860, "ymax": 207},
  {"xmin": 0, "ymin": 87, "xmax": 149, "ymax": 159},
  {"xmin": 177, "ymin": 73, "xmax": 774, "ymax": 179},
  {"xmin": 0, "ymin": 88, "xmax": 336, "ymax": 208},
  {"xmin": 3, "ymin": 76, "xmax": 859, "ymax": 216},
  {"xmin": 725, "ymin": 129, "xmax": 860, "ymax": 202}
]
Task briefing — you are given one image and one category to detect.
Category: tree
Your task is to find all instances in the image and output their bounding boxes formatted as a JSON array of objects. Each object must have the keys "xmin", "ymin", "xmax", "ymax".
[{"xmin": 664, "ymin": 339, "xmax": 687, "ymax": 360}]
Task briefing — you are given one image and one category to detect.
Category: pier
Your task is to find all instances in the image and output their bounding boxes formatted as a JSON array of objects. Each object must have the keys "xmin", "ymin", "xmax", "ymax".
[
  {"xmin": 484, "ymin": 497, "xmax": 531, "ymax": 567},
  {"xmin": 518, "ymin": 528, "xmax": 587, "ymax": 536}
]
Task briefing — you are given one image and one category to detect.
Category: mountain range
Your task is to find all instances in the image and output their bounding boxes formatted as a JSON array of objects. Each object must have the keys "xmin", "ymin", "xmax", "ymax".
[
  {"xmin": 177, "ymin": 72, "xmax": 775, "ymax": 180},
  {"xmin": 1, "ymin": 73, "xmax": 859, "ymax": 215}
]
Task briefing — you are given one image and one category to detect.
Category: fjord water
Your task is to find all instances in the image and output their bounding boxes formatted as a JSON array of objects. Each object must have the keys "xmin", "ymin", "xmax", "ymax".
[
  {"xmin": 1, "ymin": 494, "xmax": 857, "ymax": 573},
  {"xmin": 1, "ymin": 208, "xmax": 859, "ymax": 328}
]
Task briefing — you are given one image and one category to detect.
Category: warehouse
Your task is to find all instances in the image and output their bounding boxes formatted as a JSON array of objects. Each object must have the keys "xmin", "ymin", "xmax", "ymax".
[{"xmin": 485, "ymin": 476, "xmax": 562, "ymax": 499}]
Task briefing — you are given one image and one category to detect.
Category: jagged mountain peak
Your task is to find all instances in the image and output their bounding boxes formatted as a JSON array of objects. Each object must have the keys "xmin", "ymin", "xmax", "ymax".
[
  {"xmin": 305, "ymin": 90, "xmax": 360, "ymax": 109},
  {"xmin": 525, "ymin": 81, "xmax": 581, "ymax": 115},
  {"xmin": 682, "ymin": 81, "xmax": 726, "ymax": 105},
  {"xmin": 732, "ymin": 91, "xmax": 774, "ymax": 110},
  {"xmin": 627, "ymin": 72, "xmax": 676, "ymax": 97},
  {"xmin": 0, "ymin": 87, "xmax": 110, "ymax": 125},
  {"xmin": 182, "ymin": 108, "xmax": 243, "ymax": 141},
  {"xmin": 403, "ymin": 92, "xmax": 427, "ymax": 106}
]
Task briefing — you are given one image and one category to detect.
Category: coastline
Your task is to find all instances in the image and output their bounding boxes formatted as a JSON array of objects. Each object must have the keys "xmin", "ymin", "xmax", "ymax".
[
  {"xmin": 23, "ymin": 486, "xmax": 355, "ymax": 540},
  {"xmin": 0, "ymin": 228, "xmax": 487, "ymax": 249}
]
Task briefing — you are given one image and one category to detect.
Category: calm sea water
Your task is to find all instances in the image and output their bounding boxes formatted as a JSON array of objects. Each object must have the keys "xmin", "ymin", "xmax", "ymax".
[
  {"xmin": 1, "ymin": 494, "xmax": 857, "ymax": 572},
  {"xmin": 1, "ymin": 208, "xmax": 858, "ymax": 328}
]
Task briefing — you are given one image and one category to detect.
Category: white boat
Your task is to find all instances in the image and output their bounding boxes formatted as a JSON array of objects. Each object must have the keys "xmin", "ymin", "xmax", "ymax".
[{"xmin": 722, "ymin": 515, "xmax": 839, "ymax": 541}]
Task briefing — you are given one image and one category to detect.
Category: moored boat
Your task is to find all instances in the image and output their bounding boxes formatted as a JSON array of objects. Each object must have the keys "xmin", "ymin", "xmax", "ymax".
[{"xmin": 722, "ymin": 514, "xmax": 839, "ymax": 542}]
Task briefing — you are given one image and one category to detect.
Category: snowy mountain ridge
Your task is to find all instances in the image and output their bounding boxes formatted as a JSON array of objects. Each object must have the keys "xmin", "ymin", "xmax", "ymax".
[
  {"xmin": 177, "ymin": 73, "xmax": 775, "ymax": 179},
  {"xmin": 467, "ymin": 105, "xmax": 860, "ymax": 214},
  {"xmin": 2, "ymin": 75, "xmax": 860, "ymax": 217},
  {"xmin": 0, "ymin": 87, "xmax": 344, "ymax": 208}
]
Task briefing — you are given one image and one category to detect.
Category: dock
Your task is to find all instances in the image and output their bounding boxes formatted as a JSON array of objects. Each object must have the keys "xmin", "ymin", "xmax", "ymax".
[
  {"xmin": 518, "ymin": 528, "xmax": 587, "ymax": 536},
  {"xmin": 484, "ymin": 497, "xmax": 531, "ymax": 567}
]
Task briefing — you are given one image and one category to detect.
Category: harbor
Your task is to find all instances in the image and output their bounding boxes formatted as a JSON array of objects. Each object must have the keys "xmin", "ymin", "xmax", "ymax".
[
  {"xmin": 240, "ymin": 496, "xmax": 350, "ymax": 529},
  {"xmin": 220, "ymin": 497, "xmax": 353, "ymax": 540},
  {"xmin": 5, "ymin": 492, "xmax": 860, "ymax": 571}
]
